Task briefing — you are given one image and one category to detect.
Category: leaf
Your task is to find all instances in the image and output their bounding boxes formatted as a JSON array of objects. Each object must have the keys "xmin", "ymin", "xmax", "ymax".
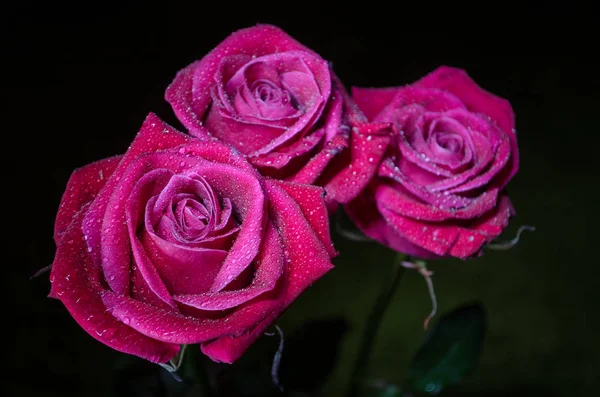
[{"xmin": 403, "ymin": 302, "xmax": 486, "ymax": 395}]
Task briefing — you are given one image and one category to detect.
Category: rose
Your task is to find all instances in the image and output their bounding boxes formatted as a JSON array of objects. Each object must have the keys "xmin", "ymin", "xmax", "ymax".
[
  {"xmin": 49, "ymin": 113, "xmax": 336, "ymax": 364},
  {"xmin": 166, "ymin": 24, "xmax": 391, "ymax": 205},
  {"xmin": 347, "ymin": 66, "xmax": 519, "ymax": 259}
]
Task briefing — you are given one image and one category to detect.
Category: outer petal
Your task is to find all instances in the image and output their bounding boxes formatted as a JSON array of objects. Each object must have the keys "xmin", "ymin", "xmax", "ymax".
[
  {"xmin": 54, "ymin": 155, "xmax": 122, "ymax": 243},
  {"xmin": 351, "ymin": 87, "xmax": 403, "ymax": 121},
  {"xmin": 323, "ymin": 122, "xmax": 393, "ymax": 203},
  {"xmin": 378, "ymin": 195, "xmax": 515, "ymax": 259},
  {"xmin": 101, "ymin": 289, "xmax": 281, "ymax": 344},
  {"xmin": 272, "ymin": 180, "xmax": 336, "ymax": 257},
  {"xmin": 201, "ymin": 180, "xmax": 334, "ymax": 363},
  {"xmin": 48, "ymin": 214, "xmax": 179, "ymax": 363},
  {"xmin": 345, "ymin": 188, "xmax": 438, "ymax": 259},
  {"xmin": 448, "ymin": 195, "xmax": 515, "ymax": 258},
  {"xmin": 375, "ymin": 183, "xmax": 499, "ymax": 222},
  {"xmin": 415, "ymin": 66, "xmax": 518, "ymax": 182}
]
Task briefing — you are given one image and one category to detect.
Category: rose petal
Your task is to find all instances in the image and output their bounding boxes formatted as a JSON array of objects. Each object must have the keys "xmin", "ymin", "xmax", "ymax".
[
  {"xmin": 272, "ymin": 180, "xmax": 336, "ymax": 257},
  {"xmin": 100, "ymin": 289, "xmax": 280, "ymax": 344},
  {"xmin": 323, "ymin": 122, "xmax": 393, "ymax": 203},
  {"xmin": 82, "ymin": 114, "xmax": 189, "ymax": 295},
  {"xmin": 351, "ymin": 87, "xmax": 401, "ymax": 121},
  {"xmin": 200, "ymin": 180, "xmax": 334, "ymax": 363},
  {"xmin": 251, "ymin": 127, "xmax": 326, "ymax": 170},
  {"xmin": 344, "ymin": 188, "xmax": 438, "ymax": 259},
  {"xmin": 448, "ymin": 195, "xmax": 515, "ymax": 258},
  {"xmin": 379, "ymin": 159, "xmax": 473, "ymax": 210},
  {"xmin": 375, "ymin": 183, "xmax": 499, "ymax": 222},
  {"xmin": 125, "ymin": 170, "xmax": 178, "ymax": 308},
  {"xmin": 415, "ymin": 66, "xmax": 518, "ymax": 184},
  {"xmin": 289, "ymin": 134, "xmax": 348, "ymax": 185},
  {"xmin": 49, "ymin": 214, "xmax": 180, "ymax": 363},
  {"xmin": 54, "ymin": 155, "xmax": 122, "ymax": 243},
  {"xmin": 174, "ymin": 222, "xmax": 284, "ymax": 310}
]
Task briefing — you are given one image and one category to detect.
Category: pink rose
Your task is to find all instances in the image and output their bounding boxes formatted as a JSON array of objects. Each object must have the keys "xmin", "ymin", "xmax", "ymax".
[
  {"xmin": 166, "ymin": 24, "xmax": 391, "ymax": 205},
  {"xmin": 49, "ymin": 113, "xmax": 335, "ymax": 364},
  {"xmin": 348, "ymin": 66, "xmax": 519, "ymax": 259}
]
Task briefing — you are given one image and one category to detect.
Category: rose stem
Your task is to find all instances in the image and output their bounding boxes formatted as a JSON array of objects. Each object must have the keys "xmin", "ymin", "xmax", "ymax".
[{"xmin": 345, "ymin": 252, "xmax": 406, "ymax": 397}]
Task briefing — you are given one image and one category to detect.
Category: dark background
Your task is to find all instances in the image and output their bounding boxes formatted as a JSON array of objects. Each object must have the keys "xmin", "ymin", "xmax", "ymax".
[{"xmin": 6, "ymin": 1, "xmax": 600, "ymax": 396}]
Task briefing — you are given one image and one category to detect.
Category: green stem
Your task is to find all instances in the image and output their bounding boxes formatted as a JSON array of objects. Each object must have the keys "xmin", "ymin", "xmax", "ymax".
[{"xmin": 345, "ymin": 253, "xmax": 406, "ymax": 397}]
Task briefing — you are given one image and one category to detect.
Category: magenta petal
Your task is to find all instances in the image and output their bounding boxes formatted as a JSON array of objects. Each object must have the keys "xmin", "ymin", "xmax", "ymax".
[
  {"xmin": 251, "ymin": 127, "xmax": 326, "ymax": 170},
  {"xmin": 200, "ymin": 302, "xmax": 280, "ymax": 364},
  {"xmin": 54, "ymin": 155, "xmax": 122, "ymax": 243},
  {"xmin": 82, "ymin": 115, "xmax": 189, "ymax": 284},
  {"xmin": 164, "ymin": 60, "xmax": 207, "ymax": 134},
  {"xmin": 324, "ymin": 122, "xmax": 393, "ymax": 203},
  {"xmin": 264, "ymin": 179, "xmax": 334, "ymax": 276},
  {"xmin": 375, "ymin": 183, "xmax": 499, "ymax": 222},
  {"xmin": 290, "ymin": 134, "xmax": 348, "ymax": 185},
  {"xmin": 448, "ymin": 195, "xmax": 515, "ymax": 258},
  {"xmin": 49, "ymin": 214, "xmax": 180, "ymax": 363},
  {"xmin": 204, "ymin": 108, "xmax": 288, "ymax": 154},
  {"xmin": 174, "ymin": 222, "xmax": 284, "ymax": 310},
  {"xmin": 202, "ymin": 165, "xmax": 266, "ymax": 292},
  {"xmin": 378, "ymin": 206, "xmax": 461, "ymax": 257},
  {"xmin": 351, "ymin": 87, "xmax": 402, "ymax": 121},
  {"xmin": 142, "ymin": 227, "xmax": 228, "ymax": 296},
  {"xmin": 379, "ymin": 159, "xmax": 473, "ymax": 210},
  {"xmin": 201, "ymin": 180, "xmax": 334, "ymax": 364},
  {"xmin": 415, "ymin": 66, "xmax": 518, "ymax": 181},
  {"xmin": 101, "ymin": 290, "xmax": 279, "ymax": 344},
  {"xmin": 345, "ymin": 188, "xmax": 438, "ymax": 259},
  {"xmin": 125, "ymin": 172, "xmax": 177, "ymax": 307},
  {"xmin": 273, "ymin": 180, "xmax": 336, "ymax": 257}
]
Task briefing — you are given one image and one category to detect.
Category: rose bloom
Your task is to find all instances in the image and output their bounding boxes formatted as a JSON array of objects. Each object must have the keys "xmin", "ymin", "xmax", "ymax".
[
  {"xmin": 49, "ymin": 114, "xmax": 335, "ymax": 364},
  {"xmin": 166, "ymin": 24, "xmax": 391, "ymax": 205},
  {"xmin": 348, "ymin": 66, "xmax": 519, "ymax": 259}
]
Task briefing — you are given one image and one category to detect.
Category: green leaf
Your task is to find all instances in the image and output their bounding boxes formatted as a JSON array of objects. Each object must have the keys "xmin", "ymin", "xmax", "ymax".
[{"xmin": 404, "ymin": 302, "xmax": 486, "ymax": 395}]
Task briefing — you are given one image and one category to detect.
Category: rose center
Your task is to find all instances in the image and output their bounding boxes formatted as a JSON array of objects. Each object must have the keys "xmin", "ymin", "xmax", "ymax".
[
  {"xmin": 150, "ymin": 172, "xmax": 236, "ymax": 244},
  {"xmin": 251, "ymin": 80, "xmax": 291, "ymax": 107},
  {"xmin": 433, "ymin": 132, "xmax": 464, "ymax": 153},
  {"xmin": 174, "ymin": 197, "xmax": 210, "ymax": 234}
]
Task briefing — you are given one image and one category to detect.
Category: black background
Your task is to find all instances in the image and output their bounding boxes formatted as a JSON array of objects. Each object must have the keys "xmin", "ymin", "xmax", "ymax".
[{"xmin": 6, "ymin": 1, "xmax": 600, "ymax": 396}]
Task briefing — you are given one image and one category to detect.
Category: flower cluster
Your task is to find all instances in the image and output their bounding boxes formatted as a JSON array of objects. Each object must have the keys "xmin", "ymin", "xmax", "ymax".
[{"xmin": 49, "ymin": 25, "xmax": 519, "ymax": 364}]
